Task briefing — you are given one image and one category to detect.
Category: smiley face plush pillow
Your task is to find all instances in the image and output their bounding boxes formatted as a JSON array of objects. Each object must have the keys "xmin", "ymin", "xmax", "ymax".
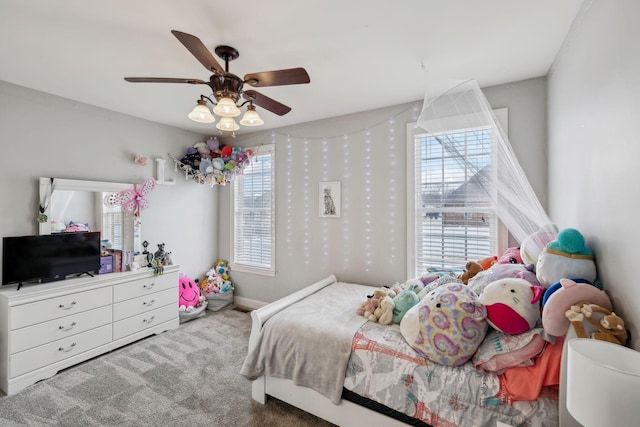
[{"xmin": 400, "ymin": 282, "xmax": 488, "ymax": 366}]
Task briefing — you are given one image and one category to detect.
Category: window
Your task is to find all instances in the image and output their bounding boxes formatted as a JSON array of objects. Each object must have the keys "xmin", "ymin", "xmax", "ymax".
[
  {"xmin": 231, "ymin": 144, "xmax": 275, "ymax": 276},
  {"xmin": 406, "ymin": 110, "xmax": 507, "ymax": 277},
  {"xmin": 101, "ymin": 192, "xmax": 123, "ymax": 249}
]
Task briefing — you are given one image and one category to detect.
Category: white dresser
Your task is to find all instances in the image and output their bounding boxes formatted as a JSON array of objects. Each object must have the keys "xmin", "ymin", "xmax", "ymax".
[{"xmin": 0, "ymin": 265, "xmax": 180, "ymax": 395}]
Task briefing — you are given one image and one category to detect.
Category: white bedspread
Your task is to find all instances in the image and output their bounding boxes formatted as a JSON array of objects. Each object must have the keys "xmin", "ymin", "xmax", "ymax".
[{"xmin": 241, "ymin": 281, "xmax": 373, "ymax": 404}]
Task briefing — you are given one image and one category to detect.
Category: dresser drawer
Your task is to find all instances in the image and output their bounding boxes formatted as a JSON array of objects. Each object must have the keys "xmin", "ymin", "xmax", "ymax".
[
  {"xmin": 113, "ymin": 304, "xmax": 177, "ymax": 340},
  {"xmin": 10, "ymin": 305, "xmax": 112, "ymax": 353},
  {"xmin": 10, "ymin": 324, "xmax": 112, "ymax": 378},
  {"xmin": 113, "ymin": 288, "xmax": 177, "ymax": 321},
  {"xmin": 10, "ymin": 287, "xmax": 112, "ymax": 330},
  {"xmin": 113, "ymin": 273, "xmax": 176, "ymax": 303}
]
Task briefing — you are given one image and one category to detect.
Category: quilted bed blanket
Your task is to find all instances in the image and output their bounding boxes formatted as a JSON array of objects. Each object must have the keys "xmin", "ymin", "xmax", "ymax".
[{"xmin": 240, "ymin": 281, "xmax": 374, "ymax": 404}]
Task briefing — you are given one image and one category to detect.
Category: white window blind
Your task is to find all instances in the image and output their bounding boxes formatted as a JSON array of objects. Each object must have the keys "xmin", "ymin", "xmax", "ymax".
[
  {"xmin": 407, "ymin": 109, "xmax": 507, "ymax": 277},
  {"xmin": 101, "ymin": 192, "xmax": 122, "ymax": 249},
  {"xmin": 231, "ymin": 144, "xmax": 275, "ymax": 275}
]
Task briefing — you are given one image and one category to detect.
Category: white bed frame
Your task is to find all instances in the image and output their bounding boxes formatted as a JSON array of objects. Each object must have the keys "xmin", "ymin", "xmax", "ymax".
[{"xmin": 246, "ymin": 275, "xmax": 579, "ymax": 427}]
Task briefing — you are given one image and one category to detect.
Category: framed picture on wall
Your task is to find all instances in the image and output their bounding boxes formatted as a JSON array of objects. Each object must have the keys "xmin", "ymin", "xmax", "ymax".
[{"xmin": 319, "ymin": 181, "xmax": 341, "ymax": 218}]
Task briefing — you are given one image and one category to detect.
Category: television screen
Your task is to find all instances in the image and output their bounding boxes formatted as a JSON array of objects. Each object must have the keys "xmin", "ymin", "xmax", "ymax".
[{"xmin": 2, "ymin": 232, "xmax": 101, "ymax": 286}]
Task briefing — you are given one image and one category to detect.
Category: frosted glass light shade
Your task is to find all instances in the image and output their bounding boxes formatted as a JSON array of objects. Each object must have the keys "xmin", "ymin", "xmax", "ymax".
[
  {"xmin": 213, "ymin": 97, "xmax": 241, "ymax": 117},
  {"xmin": 216, "ymin": 117, "xmax": 240, "ymax": 132},
  {"xmin": 239, "ymin": 106, "xmax": 264, "ymax": 126},
  {"xmin": 567, "ymin": 338, "xmax": 640, "ymax": 427},
  {"xmin": 188, "ymin": 102, "xmax": 215, "ymax": 123}
]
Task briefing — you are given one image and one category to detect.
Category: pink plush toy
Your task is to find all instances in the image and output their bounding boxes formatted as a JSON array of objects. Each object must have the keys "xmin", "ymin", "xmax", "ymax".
[
  {"xmin": 479, "ymin": 278, "xmax": 544, "ymax": 335},
  {"xmin": 497, "ymin": 247, "xmax": 523, "ymax": 264},
  {"xmin": 178, "ymin": 274, "xmax": 203, "ymax": 310},
  {"xmin": 541, "ymin": 278, "xmax": 613, "ymax": 337}
]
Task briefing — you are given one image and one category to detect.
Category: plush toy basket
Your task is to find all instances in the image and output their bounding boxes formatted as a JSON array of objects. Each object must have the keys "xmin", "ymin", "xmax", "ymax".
[{"xmin": 205, "ymin": 290, "xmax": 234, "ymax": 311}]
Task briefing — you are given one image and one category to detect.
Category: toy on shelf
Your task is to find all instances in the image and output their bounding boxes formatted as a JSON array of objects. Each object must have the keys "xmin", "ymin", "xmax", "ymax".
[{"xmin": 169, "ymin": 138, "xmax": 254, "ymax": 187}]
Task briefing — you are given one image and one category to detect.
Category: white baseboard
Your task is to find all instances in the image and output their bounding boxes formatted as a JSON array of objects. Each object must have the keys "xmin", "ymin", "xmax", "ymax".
[{"xmin": 233, "ymin": 295, "xmax": 267, "ymax": 310}]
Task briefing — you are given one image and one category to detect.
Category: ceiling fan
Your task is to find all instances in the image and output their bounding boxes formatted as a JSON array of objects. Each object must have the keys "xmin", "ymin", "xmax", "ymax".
[{"xmin": 124, "ymin": 30, "xmax": 310, "ymax": 130}]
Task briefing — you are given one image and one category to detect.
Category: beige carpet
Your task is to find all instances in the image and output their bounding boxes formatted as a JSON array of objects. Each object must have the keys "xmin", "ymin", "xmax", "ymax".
[{"xmin": 0, "ymin": 308, "xmax": 335, "ymax": 427}]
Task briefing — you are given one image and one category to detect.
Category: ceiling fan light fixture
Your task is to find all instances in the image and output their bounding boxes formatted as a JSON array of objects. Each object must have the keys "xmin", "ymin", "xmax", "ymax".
[
  {"xmin": 213, "ymin": 96, "xmax": 241, "ymax": 117},
  {"xmin": 216, "ymin": 117, "xmax": 240, "ymax": 132},
  {"xmin": 188, "ymin": 100, "xmax": 215, "ymax": 123},
  {"xmin": 239, "ymin": 105, "xmax": 264, "ymax": 126}
]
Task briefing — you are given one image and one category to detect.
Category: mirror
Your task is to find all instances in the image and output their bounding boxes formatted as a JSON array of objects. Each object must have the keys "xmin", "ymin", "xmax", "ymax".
[{"xmin": 38, "ymin": 178, "xmax": 140, "ymax": 253}]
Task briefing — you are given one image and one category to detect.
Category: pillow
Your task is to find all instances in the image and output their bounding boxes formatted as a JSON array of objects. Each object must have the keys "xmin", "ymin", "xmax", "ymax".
[
  {"xmin": 541, "ymin": 278, "xmax": 612, "ymax": 336},
  {"xmin": 468, "ymin": 263, "xmax": 540, "ymax": 296},
  {"xmin": 400, "ymin": 282, "xmax": 488, "ymax": 366},
  {"xmin": 472, "ymin": 328, "xmax": 548, "ymax": 374}
]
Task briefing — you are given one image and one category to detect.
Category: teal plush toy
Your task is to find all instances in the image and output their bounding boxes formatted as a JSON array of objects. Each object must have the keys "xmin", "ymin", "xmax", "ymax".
[
  {"xmin": 536, "ymin": 228, "xmax": 597, "ymax": 287},
  {"xmin": 392, "ymin": 289, "xmax": 420, "ymax": 323}
]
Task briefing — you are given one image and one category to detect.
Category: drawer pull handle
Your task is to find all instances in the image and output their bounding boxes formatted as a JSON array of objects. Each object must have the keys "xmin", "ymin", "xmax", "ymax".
[
  {"xmin": 59, "ymin": 301, "xmax": 77, "ymax": 310},
  {"xmin": 58, "ymin": 343, "xmax": 77, "ymax": 353},
  {"xmin": 143, "ymin": 316, "xmax": 155, "ymax": 324},
  {"xmin": 59, "ymin": 322, "xmax": 77, "ymax": 331},
  {"xmin": 143, "ymin": 283, "xmax": 155, "ymax": 289},
  {"xmin": 143, "ymin": 299, "xmax": 155, "ymax": 307}
]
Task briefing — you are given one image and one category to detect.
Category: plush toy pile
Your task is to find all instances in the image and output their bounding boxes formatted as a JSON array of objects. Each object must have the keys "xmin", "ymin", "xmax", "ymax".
[
  {"xmin": 199, "ymin": 259, "xmax": 235, "ymax": 311},
  {"xmin": 355, "ymin": 226, "xmax": 630, "ymax": 372},
  {"xmin": 171, "ymin": 137, "xmax": 254, "ymax": 186}
]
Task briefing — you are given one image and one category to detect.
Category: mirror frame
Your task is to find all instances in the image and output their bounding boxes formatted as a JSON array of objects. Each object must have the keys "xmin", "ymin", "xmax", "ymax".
[{"xmin": 39, "ymin": 177, "xmax": 138, "ymax": 251}]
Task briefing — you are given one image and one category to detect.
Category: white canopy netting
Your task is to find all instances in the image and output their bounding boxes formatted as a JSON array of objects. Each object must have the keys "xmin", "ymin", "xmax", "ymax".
[{"xmin": 416, "ymin": 73, "xmax": 556, "ymax": 261}]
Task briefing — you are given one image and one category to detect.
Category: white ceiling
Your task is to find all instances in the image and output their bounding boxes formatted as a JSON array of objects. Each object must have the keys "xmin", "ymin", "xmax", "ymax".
[{"xmin": 0, "ymin": 0, "xmax": 584, "ymax": 135}]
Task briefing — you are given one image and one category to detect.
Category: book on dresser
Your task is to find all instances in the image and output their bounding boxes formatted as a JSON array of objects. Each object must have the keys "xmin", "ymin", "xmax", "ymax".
[{"xmin": 0, "ymin": 265, "xmax": 180, "ymax": 395}]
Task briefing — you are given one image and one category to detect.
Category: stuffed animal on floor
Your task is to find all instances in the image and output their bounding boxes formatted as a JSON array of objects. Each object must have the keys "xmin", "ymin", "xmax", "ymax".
[
  {"xmin": 478, "ymin": 278, "xmax": 544, "ymax": 335},
  {"xmin": 535, "ymin": 228, "xmax": 597, "ymax": 288},
  {"xmin": 565, "ymin": 302, "xmax": 628, "ymax": 346},
  {"xmin": 459, "ymin": 261, "xmax": 483, "ymax": 285},
  {"xmin": 400, "ymin": 282, "xmax": 488, "ymax": 366},
  {"xmin": 178, "ymin": 274, "xmax": 206, "ymax": 312}
]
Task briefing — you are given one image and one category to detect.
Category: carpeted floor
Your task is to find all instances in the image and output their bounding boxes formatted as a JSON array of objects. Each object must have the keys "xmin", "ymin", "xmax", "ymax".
[{"xmin": 0, "ymin": 308, "xmax": 335, "ymax": 427}]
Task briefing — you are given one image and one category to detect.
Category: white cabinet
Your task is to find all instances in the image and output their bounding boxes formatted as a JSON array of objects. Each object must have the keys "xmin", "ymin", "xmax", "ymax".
[{"xmin": 0, "ymin": 265, "xmax": 180, "ymax": 395}]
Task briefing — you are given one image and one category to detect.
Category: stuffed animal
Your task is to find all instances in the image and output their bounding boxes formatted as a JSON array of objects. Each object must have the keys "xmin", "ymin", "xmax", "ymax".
[
  {"xmin": 374, "ymin": 295, "xmax": 395, "ymax": 325},
  {"xmin": 400, "ymin": 282, "xmax": 488, "ymax": 366},
  {"xmin": 459, "ymin": 261, "xmax": 483, "ymax": 285},
  {"xmin": 497, "ymin": 247, "xmax": 523, "ymax": 264},
  {"xmin": 565, "ymin": 302, "xmax": 628, "ymax": 345},
  {"xmin": 392, "ymin": 289, "xmax": 420, "ymax": 323},
  {"xmin": 478, "ymin": 278, "xmax": 544, "ymax": 335},
  {"xmin": 477, "ymin": 255, "xmax": 498, "ymax": 270},
  {"xmin": 536, "ymin": 228, "xmax": 597, "ymax": 288},
  {"xmin": 357, "ymin": 295, "xmax": 381, "ymax": 322},
  {"xmin": 520, "ymin": 224, "xmax": 558, "ymax": 266},
  {"xmin": 178, "ymin": 274, "xmax": 206, "ymax": 311},
  {"xmin": 542, "ymin": 278, "xmax": 612, "ymax": 337},
  {"xmin": 468, "ymin": 263, "xmax": 540, "ymax": 296}
]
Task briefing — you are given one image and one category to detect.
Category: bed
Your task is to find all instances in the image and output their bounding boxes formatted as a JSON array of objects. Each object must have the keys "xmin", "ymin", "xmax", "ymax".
[{"xmin": 241, "ymin": 275, "xmax": 578, "ymax": 427}]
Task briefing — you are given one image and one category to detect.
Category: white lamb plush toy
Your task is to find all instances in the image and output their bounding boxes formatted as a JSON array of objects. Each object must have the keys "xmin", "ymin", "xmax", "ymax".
[{"xmin": 535, "ymin": 228, "xmax": 597, "ymax": 288}]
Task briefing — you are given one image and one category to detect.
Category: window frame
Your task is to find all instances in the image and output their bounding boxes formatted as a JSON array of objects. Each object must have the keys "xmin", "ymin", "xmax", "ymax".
[
  {"xmin": 406, "ymin": 109, "xmax": 508, "ymax": 278},
  {"xmin": 230, "ymin": 143, "xmax": 276, "ymax": 277}
]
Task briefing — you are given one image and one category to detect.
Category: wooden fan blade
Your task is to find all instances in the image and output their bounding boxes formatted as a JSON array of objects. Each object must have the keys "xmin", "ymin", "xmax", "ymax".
[
  {"xmin": 243, "ymin": 90, "xmax": 291, "ymax": 116},
  {"xmin": 171, "ymin": 30, "xmax": 225, "ymax": 74},
  {"xmin": 124, "ymin": 77, "xmax": 207, "ymax": 84},
  {"xmin": 244, "ymin": 67, "xmax": 310, "ymax": 87}
]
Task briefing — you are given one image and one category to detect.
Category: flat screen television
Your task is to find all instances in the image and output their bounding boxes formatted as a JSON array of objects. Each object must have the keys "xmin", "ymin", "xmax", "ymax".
[{"xmin": 2, "ymin": 232, "xmax": 101, "ymax": 287}]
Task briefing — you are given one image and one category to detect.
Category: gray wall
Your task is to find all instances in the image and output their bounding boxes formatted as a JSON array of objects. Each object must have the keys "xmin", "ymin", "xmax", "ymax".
[
  {"xmin": 219, "ymin": 78, "xmax": 548, "ymax": 304},
  {"xmin": 548, "ymin": 0, "xmax": 640, "ymax": 350},
  {"xmin": 0, "ymin": 81, "xmax": 218, "ymax": 280}
]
